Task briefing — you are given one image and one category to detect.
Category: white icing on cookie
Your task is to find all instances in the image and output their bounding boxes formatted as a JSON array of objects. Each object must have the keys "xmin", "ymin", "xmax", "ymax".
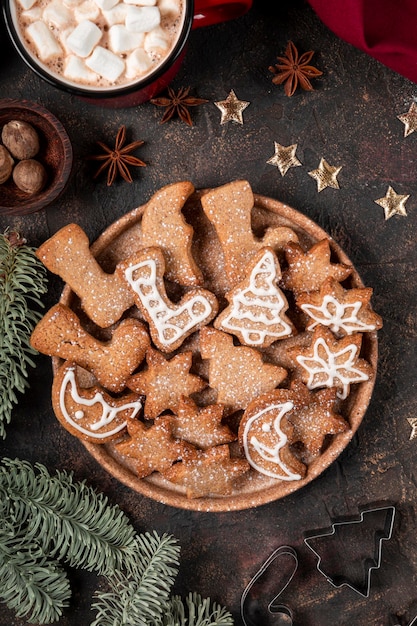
[
  {"xmin": 301, "ymin": 295, "xmax": 377, "ymax": 334},
  {"xmin": 296, "ymin": 337, "xmax": 369, "ymax": 399},
  {"xmin": 59, "ymin": 369, "xmax": 141, "ymax": 439},
  {"xmin": 242, "ymin": 401, "xmax": 302, "ymax": 480},
  {"xmin": 219, "ymin": 249, "xmax": 292, "ymax": 345},
  {"xmin": 124, "ymin": 259, "xmax": 213, "ymax": 348}
]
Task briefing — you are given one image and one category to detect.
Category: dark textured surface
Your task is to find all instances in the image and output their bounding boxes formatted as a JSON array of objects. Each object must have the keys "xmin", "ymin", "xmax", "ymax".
[{"xmin": 1, "ymin": 1, "xmax": 417, "ymax": 624}]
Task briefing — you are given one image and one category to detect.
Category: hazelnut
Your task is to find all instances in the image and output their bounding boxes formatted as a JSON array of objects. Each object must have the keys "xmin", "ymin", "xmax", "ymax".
[
  {"xmin": 2, "ymin": 120, "xmax": 40, "ymax": 160},
  {"xmin": 12, "ymin": 159, "xmax": 47, "ymax": 195},
  {"xmin": 0, "ymin": 145, "xmax": 14, "ymax": 184}
]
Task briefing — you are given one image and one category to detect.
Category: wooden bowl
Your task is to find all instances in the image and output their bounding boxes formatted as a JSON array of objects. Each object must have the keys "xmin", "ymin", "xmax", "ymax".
[
  {"xmin": 53, "ymin": 187, "xmax": 379, "ymax": 512},
  {"xmin": 0, "ymin": 99, "xmax": 73, "ymax": 215}
]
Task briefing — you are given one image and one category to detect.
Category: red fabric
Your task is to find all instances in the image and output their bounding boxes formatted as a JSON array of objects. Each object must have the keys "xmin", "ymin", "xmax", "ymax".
[{"xmin": 307, "ymin": 0, "xmax": 417, "ymax": 84}]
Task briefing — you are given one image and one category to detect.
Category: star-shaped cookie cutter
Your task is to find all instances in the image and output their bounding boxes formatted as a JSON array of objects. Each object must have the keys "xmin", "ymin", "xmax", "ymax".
[
  {"xmin": 241, "ymin": 545, "xmax": 298, "ymax": 626},
  {"xmin": 303, "ymin": 505, "xmax": 396, "ymax": 598}
]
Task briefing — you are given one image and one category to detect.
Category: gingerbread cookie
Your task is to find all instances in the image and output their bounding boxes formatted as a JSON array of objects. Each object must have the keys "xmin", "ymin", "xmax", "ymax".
[
  {"xmin": 117, "ymin": 246, "xmax": 218, "ymax": 352},
  {"xmin": 115, "ymin": 416, "xmax": 196, "ymax": 478},
  {"xmin": 239, "ymin": 390, "xmax": 306, "ymax": 481},
  {"xmin": 285, "ymin": 380, "xmax": 348, "ymax": 457},
  {"xmin": 296, "ymin": 277, "xmax": 383, "ymax": 336},
  {"xmin": 140, "ymin": 181, "xmax": 202, "ymax": 286},
  {"xmin": 281, "ymin": 239, "xmax": 352, "ymax": 297},
  {"xmin": 201, "ymin": 180, "xmax": 298, "ymax": 285},
  {"xmin": 31, "ymin": 303, "xmax": 150, "ymax": 393},
  {"xmin": 36, "ymin": 223, "xmax": 134, "ymax": 328},
  {"xmin": 127, "ymin": 347, "xmax": 206, "ymax": 419},
  {"xmin": 52, "ymin": 361, "xmax": 142, "ymax": 443},
  {"xmin": 286, "ymin": 326, "xmax": 373, "ymax": 399},
  {"xmin": 200, "ymin": 326, "xmax": 287, "ymax": 412},
  {"xmin": 162, "ymin": 444, "xmax": 250, "ymax": 498},
  {"xmin": 171, "ymin": 396, "xmax": 236, "ymax": 449},
  {"xmin": 214, "ymin": 247, "xmax": 295, "ymax": 347}
]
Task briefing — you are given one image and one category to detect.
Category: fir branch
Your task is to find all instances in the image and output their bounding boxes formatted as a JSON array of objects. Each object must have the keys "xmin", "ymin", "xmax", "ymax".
[
  {"xmin": 164, "ymin": 593, "xmax": 234, "ymax": 626},
  {"xmin": 0, "ymin": 458, "xmax": 138, "ymax": 576},
  {"xmin": 0, "ymin": 231, "xmax": 48, "ymax": 438},
  {"xmin": 0, "ymin": 527, "xmax": 70, "ymax": 624},
  {"xmin": 0, "ymin": 458, "xmax": 234, "ymax": 625},
  {"xmin": 90, "ymin": 532, "xmax": 180, "ymax": 626}
]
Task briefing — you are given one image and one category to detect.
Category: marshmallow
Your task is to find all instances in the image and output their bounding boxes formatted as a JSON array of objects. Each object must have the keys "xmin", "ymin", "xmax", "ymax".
[
  {"xmin": 63, "ymin": 0, "xmax": 83, "ymax": 6},
  {"xmin": 74, "ymin": 0, "xmax": 100, "ymax": 21},
  {"xmin": 66, "ymin": 20, "xmax": 102, "ymax": 57},
  {"xmin": 126, "ymin": 48, "xmax": 153, "ymax": 78},
  {"xmin": 17, "ymin": 0, "xmax": 38, "ymax": 9},
  {"xmin": 125, "ymin": 5, "xmax": 160, "ymax": 33},
  {"xmin": 26, "ymin": 21, "xmax": 62, "ymax": 61},
  {"xmin": 144, "ymin": 26, "xmax": 169, "ymax": 54},
  {"xmin": 64, "ymin": 54, "xmax": 99, "ymax": 83},
  {"xmin": 108, "ymin": 24, "xmax": 144, "ymax": 53},
  {"xmin": 22, "ymin": 7, "xmax": 43, "ymax": 21},
  {"xmin": 58, "ymin": 27, "xmax": 75, "ymax": 54},
  {"xmin": 124, "ymin": 0, "xmax": 157, "ymax": 5},
  {"xmin": 93, "ymin": 0, "xmax": 120, "ymax": 9},
  {"xmin": 158, "ymin": 0, "xmax": 181, "ymax": 17},
  {"xmin": 43, "ymin": 1, "xmax": 72, "ymax": 29},
  {"xmin": 86, "ymin": 46, "xmax": 125, "ymax": 82},
  {"xmin": 102, "ymin": 3, "xmax": 128, "ymax": 25}
]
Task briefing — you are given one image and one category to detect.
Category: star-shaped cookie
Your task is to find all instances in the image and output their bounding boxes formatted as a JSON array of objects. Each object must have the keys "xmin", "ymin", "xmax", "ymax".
[
  {"xmin": 286, "ymin": 381, "xmax": 349, "ymax": 456},
  {"xmin": 297, "ymin": 277, "xmax": 383, "ymax": 336},
  {"xmin": 287, "ymin": 326, "xmax": 373, "ymax": 399},
  {"xmin": 281, "ymin": 239, "xmax": 352, "ymax": 297},
  {"xmin": 127, "ymin": 348, "xmax": 206, "ymax": 419},
  {"xmin": 162, "ymin": 444, "xmax": 250, "ymax": 498},
  {"xmin": 115, "ymin": 417, "xmax": 196, "ymax": 478},
  {"xmin": 171, "ymin": 396, "xmax": 236, "ymax": 449}
]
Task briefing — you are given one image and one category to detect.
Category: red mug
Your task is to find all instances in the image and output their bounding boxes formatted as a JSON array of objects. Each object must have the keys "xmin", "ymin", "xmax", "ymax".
[{"xmin": 4, "ymin": 0, "xmax": 252, "ymax": 108}]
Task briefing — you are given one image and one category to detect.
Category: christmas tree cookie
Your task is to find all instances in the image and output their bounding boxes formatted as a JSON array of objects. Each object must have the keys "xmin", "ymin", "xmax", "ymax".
[{"xmin": 214, "ymin": 247, "xmax": 295, "ymax": 347}]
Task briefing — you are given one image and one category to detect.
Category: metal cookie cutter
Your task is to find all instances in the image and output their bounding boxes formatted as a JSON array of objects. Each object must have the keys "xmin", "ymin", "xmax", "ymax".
[
  {"xmin": 241, "ymin": 545, "xmax": 298, "ymax": 626},
  {"xmin": 303, "ymin": 505, "xmax": 396, "ymax": 598}
]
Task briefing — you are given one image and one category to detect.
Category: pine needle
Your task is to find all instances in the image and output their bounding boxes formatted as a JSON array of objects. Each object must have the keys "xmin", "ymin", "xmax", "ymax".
[
  {"xmin": 0, "ymin": 231, "xmax": 47, "ymax": 438},
  {"xmin": 91, "ymin": 532, "xmax": 180, "ymax": 626},
  {"xmin": 164, "ymin": 592, "xmax": 234, "ymax": 626}
]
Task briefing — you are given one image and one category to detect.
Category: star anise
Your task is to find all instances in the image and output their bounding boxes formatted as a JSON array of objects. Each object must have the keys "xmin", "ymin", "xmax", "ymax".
[
  {"xmin": 150, "ymin": 86, "xmax": 208, "ymax": 126},
  {"xmin": 269, "ymin": 41, "xmax": 323, "ymax": 97},
  {"xmin": 88, "ymin": 125, "xmax": 146, "ymax": 186}
]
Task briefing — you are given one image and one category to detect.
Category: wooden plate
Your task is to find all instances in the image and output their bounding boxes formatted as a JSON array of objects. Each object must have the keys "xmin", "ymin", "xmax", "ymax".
[{"xmin": 55, "ymin": 187, "xmax": 378, "ymax": 512}]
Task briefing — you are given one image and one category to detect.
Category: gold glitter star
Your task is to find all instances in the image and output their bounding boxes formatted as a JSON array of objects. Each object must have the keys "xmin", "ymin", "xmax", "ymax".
[
  {"xmin": 266, "ymin": 142, "xmax": 302, "ymax": 176},
  {"xmin": 374, "ymin": 185, "xmax": 409, "ymax": 220},
  {"xmin": 407, "ymin": 417, "xmax": 417, "ymax": 440},
  {"xmin": 214, "ymin": 89, "xmax": 250, "ymax": 125},
  {"xmin": 397, "ymin": 102, "xmax": 417, "ymax": 137},
  {"xmin": 308, "ymin": 158, "xmax": 342, "ymax": 192}
]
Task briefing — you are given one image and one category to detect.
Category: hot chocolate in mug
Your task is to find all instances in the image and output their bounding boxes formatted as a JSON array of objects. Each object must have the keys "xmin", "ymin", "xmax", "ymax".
[{"xmin": 4, "ymin": 0, "xmax": 252, "ymax": 107}]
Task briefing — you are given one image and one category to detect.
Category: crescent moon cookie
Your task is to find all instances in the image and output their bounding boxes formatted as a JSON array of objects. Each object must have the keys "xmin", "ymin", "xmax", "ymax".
[
  {"xmin": 239, "ymin": 390, "xmax": 307, "ymax": 481},
  {"xmin": 52, "ymin": 361, "xmax": 143, "ymax": 443}
]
